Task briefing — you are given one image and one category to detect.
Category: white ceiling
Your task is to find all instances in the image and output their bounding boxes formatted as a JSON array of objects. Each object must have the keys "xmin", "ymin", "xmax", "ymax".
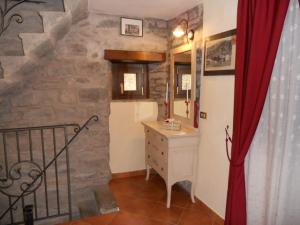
[{"xmin": 88, "ymin": 0, "xmax": 201, "ymax": 20}]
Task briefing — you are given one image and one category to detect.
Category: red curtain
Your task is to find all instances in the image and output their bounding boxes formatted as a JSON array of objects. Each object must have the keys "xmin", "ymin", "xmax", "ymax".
[{"xmin": 224, "ymin": 0, "xmax": 290, "ymax": 225}]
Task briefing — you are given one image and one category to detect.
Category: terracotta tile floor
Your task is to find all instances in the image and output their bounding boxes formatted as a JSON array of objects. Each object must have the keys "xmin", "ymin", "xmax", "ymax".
[{"xmin": 58, "ymin": 174, "xmax": 224, "ymax": 225}]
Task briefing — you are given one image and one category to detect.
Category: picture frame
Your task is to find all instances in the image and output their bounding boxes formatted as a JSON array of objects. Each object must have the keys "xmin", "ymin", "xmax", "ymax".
[
  {"xmin": 120, "ymin": 17, "xmax": 143, "ymax": 37},
  {"xmin": 204, "ymin": 29, "xmax": 236, "ymax": 76}
]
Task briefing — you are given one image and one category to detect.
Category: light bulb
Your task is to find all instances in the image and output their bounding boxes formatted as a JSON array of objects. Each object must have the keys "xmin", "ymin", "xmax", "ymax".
[{"xmin": 173, "ymin": 26, "xmax": 185, "ymax": 38}]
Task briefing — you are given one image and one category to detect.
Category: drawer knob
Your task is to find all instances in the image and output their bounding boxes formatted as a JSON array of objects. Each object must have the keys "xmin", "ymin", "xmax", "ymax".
[
  {"xmin": 148, "ymin": 141, "xmax": 150, "ymax": 145},
  {"xmin": 161, "ymin": 138, "xmax": 164, "ymax": 142},
  {"xmin": 161, "ymin": 152, "xmax": 164, "ymax": 155},
  {"xmin": 147, "ymin": 130, "xmax": 150, "ymax": 133},
  {"xmin": 161, "ymin": 167, "xmax": 164, "ymax": 171},
  {"xmin": 148, "ymin": 154, "xmax": 150, "ymax": 159}
]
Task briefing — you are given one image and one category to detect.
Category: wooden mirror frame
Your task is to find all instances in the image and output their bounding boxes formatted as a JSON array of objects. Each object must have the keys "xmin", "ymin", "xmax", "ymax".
[{"xmin": 170, "ymin": 43, "xmax": 196, "ymax": 127}]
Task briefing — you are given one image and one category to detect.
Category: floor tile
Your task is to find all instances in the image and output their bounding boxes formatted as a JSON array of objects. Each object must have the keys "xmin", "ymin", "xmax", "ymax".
[
  {"xmin": 179, "ymin": 209, "xmax": 212, "ymax": 225},
  {"xmin": 57, "ymin": 175, "xmax": 224, "ymax": 225},
  {"xmin": 109, "ymin": 211, "xmax": 172, "ymax": 225},
  {"xmin": 57, "ymin": 213, "xmax": 116, "ymax": 225},
  {"xmin": 146, "ymin": 203, "xmax": 184, "ymax": 224}
]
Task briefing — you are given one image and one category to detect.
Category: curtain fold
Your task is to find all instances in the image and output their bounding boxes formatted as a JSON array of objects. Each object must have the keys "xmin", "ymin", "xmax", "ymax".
[{"xmin": 224, "ymin": 1, "xmax": 290, "ymax": 225}]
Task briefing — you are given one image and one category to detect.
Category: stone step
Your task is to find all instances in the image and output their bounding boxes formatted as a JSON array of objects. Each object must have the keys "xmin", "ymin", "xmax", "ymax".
[
  {"xmin": 78, "ymin": 198, "xmax": 100, "ymax": 218},
  {"xmin": 19, "ymin": 33, "xmax": 54, "ymax": 58},
  {"xmin": 0, "ymin": 0, "xmax": 88, "ymax": 91},
  {"xmin": 0, "ymin": 10, "xmax": 44, "ymax": 56},
  {"xmin": 94, "ymin": 185, "xmax": 119, "ymax": 215},
  {"xmin": 14, "ymin": 0, "xmax": 65, "ymax": 12},
  {"xmin": 0, "ymin": 37, "xmax": 24, "ymax": 56},
  {"xmin": 77, "ymin": 184, "xmax": 119, "ymax": 218},
  {"xmin": 64, "ymin": 0, "xmax": 88, "ymax": 23},
  {"xmin": 39, "ymin": 11, "xmax": 72, "ymax": 41},
  {"xmin": 0, "ymin": 77, "xmax": 22, "ymax": 96},
  {"xmin": 1, "ymin": 10, "xmax": 44, "ymax": 36},
  {"xmin": 0, "ymin": 56, "xmax": 33, "ymax": 78}
]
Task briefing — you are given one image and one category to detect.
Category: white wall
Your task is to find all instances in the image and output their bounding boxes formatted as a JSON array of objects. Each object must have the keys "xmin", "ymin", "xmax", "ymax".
[
  {"xmin": 195, "ymin": 0, "xmax": 238, "ymax": 218},
  {"xmin": 109, "ymin": 101, "xmax": 158, "ymax": 173}
]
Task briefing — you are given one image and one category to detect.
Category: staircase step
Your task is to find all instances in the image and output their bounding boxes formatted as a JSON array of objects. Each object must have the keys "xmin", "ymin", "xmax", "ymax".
[
  {"xmin": 2, "ymin": 10, "xmax": 44, "ymax": 36},
  {"xmin": 0, "ymin": 10, "xmax": 44, "ymax": 56},
  {"xmin": 39, "ymin": 11, "xmax": 72, "ymax": 41},
  {"xmin": 0, "ymin": 0, "xmax": 88, "ymax": 96},
  {"xmin": 0, "ymin": 56, "xmax": 32, "ymax": 78},
  {"xmin": 64, "ymin": 0, "xmax": 88, "ymax": 23},
  {"xmin": 78, "ymin": 198, "xmax": 100, "ymax": 218},
  {"xmin": 15, "ymin": 0, "xmax": 65, "ymax": 12},
  {"xmin": 0, "ymin": 77, "xmax": 22, "ymax": 96},
  {"xmin": 0, "ymin": 37, "xmax": 24, "ymax": 56},
  {"xmin": 77, "ymin": 184, "xmax": 119, "ymax": 219},
  {"xmin": 19, "ymin": 33, "xmax": 54, "ymax": 58},
  {"xmin": 94, "ymin": 185, "xmax": 119, "ymax": 215}
]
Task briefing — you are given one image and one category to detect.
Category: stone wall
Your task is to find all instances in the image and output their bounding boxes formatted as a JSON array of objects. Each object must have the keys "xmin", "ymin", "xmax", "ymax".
[
  {"xmin": 0, "ymin": 4, "xmax": 203, "ymax": 223},
  {"xmin": 0, "ymin": 11, "xmax": 169, "ymax": 223},
  {"xmin": 86, "ymin": 13, "xmax": 169, "ymax": 120}
]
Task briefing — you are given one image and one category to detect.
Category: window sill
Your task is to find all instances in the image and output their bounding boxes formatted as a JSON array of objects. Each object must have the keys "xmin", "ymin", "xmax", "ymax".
[{"xmin": 111, "ymin": 99, "xmax": 156, "ymax": 103}]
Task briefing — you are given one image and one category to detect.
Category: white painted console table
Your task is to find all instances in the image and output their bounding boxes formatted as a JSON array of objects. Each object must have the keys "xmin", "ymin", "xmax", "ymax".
[{"xmin": 142, "ymin": 120, "xmax": 199, "ymax": 208}]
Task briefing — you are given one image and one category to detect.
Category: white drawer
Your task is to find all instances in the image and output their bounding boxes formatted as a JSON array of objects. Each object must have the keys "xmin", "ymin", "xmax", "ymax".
[
  {"xmin": 145, "ymin": 128, "xmax": 168, "ymax": 151},
  {"xmin": 143, "ymin": 121, "xmax": 199, "ymax": 208},
  {"xmin": 151, "ymin": 144, "xmax": 168, "ymax": 163},
  {"xmin": 149, "ymin": 153, "xmax": 167, "ymax": 179}
]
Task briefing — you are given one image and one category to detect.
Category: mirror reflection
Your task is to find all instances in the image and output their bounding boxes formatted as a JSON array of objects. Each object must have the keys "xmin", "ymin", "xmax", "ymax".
[{"xmin": 173, "ymin": 50, "xmax": 192, "ymax": 118}]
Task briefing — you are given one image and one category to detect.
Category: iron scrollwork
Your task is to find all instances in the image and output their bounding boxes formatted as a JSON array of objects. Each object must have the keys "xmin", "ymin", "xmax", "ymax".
[
  {"xmin": 74, "ymin": 115, "xmax": 99, "ymax": 133},
  {"xmin": 0, "ymin": 161, "xmax": 43, "ymax": 198},
  {"xmin": 0, "ymin": 0, "xmax": 45, "ymax": 37},
  {"xmin": 0, "ymin": 115, "xmax": 100, "ymax": 222}
]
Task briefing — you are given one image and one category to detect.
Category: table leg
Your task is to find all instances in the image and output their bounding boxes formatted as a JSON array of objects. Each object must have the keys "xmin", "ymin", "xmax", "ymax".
[
  {"xmin": 190, "ymin": 182, "xmax": 195, "ymax": 203},
  {"xmin": 146, "ymin": 165, "xmax": 150, "ymax": 181},
  {"xmin": 166, "ymin": 183, "xmax": 172, "ymax": 208}
]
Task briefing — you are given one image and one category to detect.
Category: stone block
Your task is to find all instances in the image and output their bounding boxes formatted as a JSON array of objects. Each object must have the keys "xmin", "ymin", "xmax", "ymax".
[
  {"xmin": 78, "ymin": 88, "xmax": 107, "ymax": 103},
  {"xmin": 21, "ymin": 106, "xmax": 55, "ymax": 123},
  {"xmin": 0, "ymin": 112, "xmax": 23, "ymax": 124},
  {"xmin": 0, "ymin": 97, "xmax": 11, "ymax": 113},
  {"xmin": 59, "ymin": 89, "xmax": 78, "ymax": 104}
]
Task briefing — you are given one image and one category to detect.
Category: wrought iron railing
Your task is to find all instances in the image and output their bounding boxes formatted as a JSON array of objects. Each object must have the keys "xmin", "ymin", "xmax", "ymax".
[
  {"xmin": 0, "ymin": 115, "xmax": 99, "ymax": 225},
  {"xmin": 0, "ymin": 0, "xmax": 46, "ymax": 37}
]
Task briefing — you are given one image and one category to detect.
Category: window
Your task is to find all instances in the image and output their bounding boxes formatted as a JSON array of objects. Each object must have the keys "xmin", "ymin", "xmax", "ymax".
[
  {"xmin": 124, "ymin": 73, "xmax": 137, "ymax": 91},
  {"xmin": 181, "ymin": 74, "xmax": 191, "ymax": 90},
  {"xmin": 174, "ymin": 64, "xmax": 191, "ymax": 99},
  {"xmin": 112, "ymin": 63, "xmax": 149, "ymax": 100}
]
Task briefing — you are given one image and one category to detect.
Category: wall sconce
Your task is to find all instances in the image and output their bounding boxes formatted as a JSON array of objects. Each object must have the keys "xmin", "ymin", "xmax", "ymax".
[{"xmin": 172, "ymin": 19, "xmax": 194, "ymax": 41}]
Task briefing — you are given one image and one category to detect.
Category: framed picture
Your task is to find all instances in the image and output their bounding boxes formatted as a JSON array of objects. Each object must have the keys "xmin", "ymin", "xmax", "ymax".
[
  {"xmin": 204, "ymin": 29, "xmax": 236, "ymax": 76},
  {"xmin": 120, "ymin": 17, "xmax": 143, "ymax": 37}
]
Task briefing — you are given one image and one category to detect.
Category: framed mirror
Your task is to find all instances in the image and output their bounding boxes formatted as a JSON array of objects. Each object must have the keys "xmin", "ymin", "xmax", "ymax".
[{"xmin": 170, "ymin": 44, "xmax": 196, "ymax": 126}]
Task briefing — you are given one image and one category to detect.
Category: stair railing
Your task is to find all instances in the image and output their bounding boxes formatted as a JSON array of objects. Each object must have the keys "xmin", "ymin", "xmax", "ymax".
[{"xmin": 0, "ymin": 115, "xmax": 99, "ymax": 224}]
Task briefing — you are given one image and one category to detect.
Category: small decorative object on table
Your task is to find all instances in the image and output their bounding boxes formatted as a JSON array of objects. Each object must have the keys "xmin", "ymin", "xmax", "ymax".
[{"xmin": 163, "ymin": 118, "xmax": 181, "ymax": 131}]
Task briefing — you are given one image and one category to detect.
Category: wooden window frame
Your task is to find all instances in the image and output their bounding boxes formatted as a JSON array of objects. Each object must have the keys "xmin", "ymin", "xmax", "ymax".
[{"xmin": 112, "ymin": 63, "xmax": 149, "ymax": 100}]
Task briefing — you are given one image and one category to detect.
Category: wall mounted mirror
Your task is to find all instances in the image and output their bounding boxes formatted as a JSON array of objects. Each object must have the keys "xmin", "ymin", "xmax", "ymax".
[{"xmin": 170, "ymin": 44, "xmax": 195, "ymax": 126}]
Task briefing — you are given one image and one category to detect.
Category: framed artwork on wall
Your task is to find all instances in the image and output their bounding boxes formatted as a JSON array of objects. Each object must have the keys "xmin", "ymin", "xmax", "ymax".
[
  {"xmin": 120, "ymin": 17, "xmax": 143, "ymax": 37},
  {"xmin": 204, "ymin": 29, "xmax": 236, "ymax": 76}
]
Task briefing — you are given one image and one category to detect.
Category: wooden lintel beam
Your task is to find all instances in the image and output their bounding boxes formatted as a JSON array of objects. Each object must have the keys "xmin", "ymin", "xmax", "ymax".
[{"xmin": 104, "ymin": 50, "xmax": 166, "ymax": 63}]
